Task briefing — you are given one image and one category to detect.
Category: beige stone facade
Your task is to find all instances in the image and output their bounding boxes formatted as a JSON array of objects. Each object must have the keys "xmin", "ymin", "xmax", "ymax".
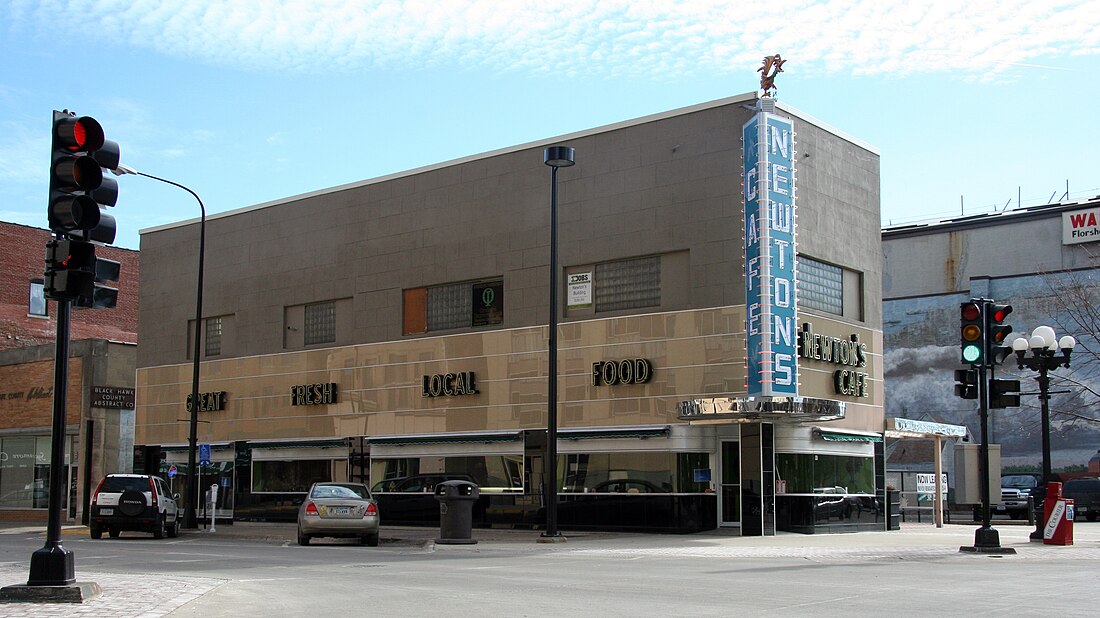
[{"xmin": 135, "ymin": 93, "xmax": 884, "ymax": 533}]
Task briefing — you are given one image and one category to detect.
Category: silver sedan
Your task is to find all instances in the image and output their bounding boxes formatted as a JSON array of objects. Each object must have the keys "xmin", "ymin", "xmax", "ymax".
[{"xmin": 297, "ymin": 482, "xmax": 380, "ymax": 546}]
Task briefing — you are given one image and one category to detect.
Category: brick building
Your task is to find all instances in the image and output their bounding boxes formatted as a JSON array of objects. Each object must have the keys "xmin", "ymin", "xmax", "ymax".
[
  {"xmin": 0, "ymin": 221, "xmax": 140, "ymax": 522},
  {"xmin": 0, "ymin": 221, "xmax": 139, "ymax": 349}
]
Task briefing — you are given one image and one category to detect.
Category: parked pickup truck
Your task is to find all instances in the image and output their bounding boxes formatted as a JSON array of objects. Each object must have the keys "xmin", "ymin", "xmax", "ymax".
[
  {"xmin": 996, "ymin": 473, "xmax": 1041, "ymax": 519},
  {"xmin": 1062, "ymin": 477, "xmax": 1100, "ymax": 522}
]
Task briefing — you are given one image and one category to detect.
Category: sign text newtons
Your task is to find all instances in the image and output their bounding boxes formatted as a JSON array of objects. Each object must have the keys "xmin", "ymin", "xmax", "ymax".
[
  {"xmin": 422, "ymin": 372, "xmax": 479, "ymax": 397},
  {"xmin": 798, "ymin": 323, "xmax": 870, "ymax": 398},
  {"xmin": 291, "ymin": 383, "xmax": 337, "ymax": 406}
]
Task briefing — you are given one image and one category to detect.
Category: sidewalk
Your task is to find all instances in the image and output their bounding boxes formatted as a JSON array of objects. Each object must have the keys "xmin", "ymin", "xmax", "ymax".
[{"xmin": 2, "ymin": 521, "xmax": 1098, "ymax": 617}]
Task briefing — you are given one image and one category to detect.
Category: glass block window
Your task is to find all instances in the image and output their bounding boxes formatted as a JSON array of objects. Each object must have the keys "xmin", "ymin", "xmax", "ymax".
[
  {"xmin": 798, "ymin": 256, "xmax": 843, "ymax": 315},
  {"xmin": 595, "ymin": 255, "xmax": 661, "ymax": 312},
  {"xmin": 28, "ymin": 280, "xmax": 47, "ymax": 317},
  {"xmin": 427, "ymin": 283, "xmax": 472, "ymax": 331},
  {"xmin": 204, "ymin": 316, "xmax": 223, "ymax": 357},
  {"xmin": 304, "ymin": 301, "xmax": 336, "ymax": 345}
]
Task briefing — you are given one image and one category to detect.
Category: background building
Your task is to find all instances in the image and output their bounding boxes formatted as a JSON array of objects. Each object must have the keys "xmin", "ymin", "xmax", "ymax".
[
  {"xmin": 0, "ymin": 221, "xmax": 140, "ymax": 522},
  {"xmin": 883, "ymin": 197, "xmax": 1100, "ymax": 477},
  {"xmin": 135, "ymin": 92, "xmax": 885, "ymax": 534}
]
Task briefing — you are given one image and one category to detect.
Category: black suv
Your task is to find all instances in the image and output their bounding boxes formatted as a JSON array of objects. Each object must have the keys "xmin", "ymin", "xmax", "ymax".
[
  {"xmin": 89, "ymin": 474, "xmax": 180, "ymax": 539},
  {"xmin": 1062, "ymin": 477, "xmax": 1100, "ymax": 522}
]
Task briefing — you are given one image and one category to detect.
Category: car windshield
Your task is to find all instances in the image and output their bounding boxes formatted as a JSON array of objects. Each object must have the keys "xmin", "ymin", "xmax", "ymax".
[
  {"xmin": 1001, "ymin": 475, "xmax": 1037, "ymax": 488},
  {"xmin": 311, "ymin": 484, "xmax": 370, "ymax": 500}
]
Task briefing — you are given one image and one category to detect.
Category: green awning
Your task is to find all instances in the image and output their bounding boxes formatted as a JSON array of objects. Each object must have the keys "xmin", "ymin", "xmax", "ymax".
[
  {"xmin": 369, "ymin": 433, "xmax": 520, "ymax": 446},
  {"xmin": 560, "ymin": 427, "xmax": 670, "ymax": 441},
  {"xmin": 819, "ymin": 431, "xmax": 882, "ymax": 443}
]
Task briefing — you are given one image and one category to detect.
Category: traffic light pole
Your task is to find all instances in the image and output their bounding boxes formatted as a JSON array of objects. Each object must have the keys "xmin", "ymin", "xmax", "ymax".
[
  {"xmin": 27, "ymin": 297, "xmax": 75, "ymax": 585},
  {"xmin": 973, "ymin": 361, "xmax": 1002, "ymax": 549}
]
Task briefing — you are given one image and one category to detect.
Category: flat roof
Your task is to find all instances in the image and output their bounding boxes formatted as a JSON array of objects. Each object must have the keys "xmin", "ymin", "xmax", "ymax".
[
  {"xmin": 883, "ymin": 195, "xmax": 1100, "ymax": 239},
  {"xmin": 141, "ymin": 92, "xmax": 879, "ymax": 237}
]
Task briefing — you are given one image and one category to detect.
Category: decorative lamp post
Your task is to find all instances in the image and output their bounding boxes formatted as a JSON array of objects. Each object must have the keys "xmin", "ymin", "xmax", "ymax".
[
  {"xmin": 113, "ymin": 164, "xmax": 205, "ymax": 529},
  {"xmin": 539, "ymin": 146, "xmax": 574, "ymax": 543},
  {"xmin": 1011, "ymin": 326, "xmax": 1075, "ymax": 541}
]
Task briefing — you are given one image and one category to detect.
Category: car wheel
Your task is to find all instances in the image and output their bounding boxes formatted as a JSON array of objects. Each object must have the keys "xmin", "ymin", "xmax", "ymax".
[
  {"xmin": 363, "ymin": 533, "xmax": 380, "ymax": 547},
  {"xmin": 1088, "ymin": 513, "xmax": 1098, "ymax": 522},
  {"xmin": 90, "ymin": 523, "xmax": 102, "ymax": 539},
  {"xmin": 153, "ymin": 515, "xmax": 166, "ymax": 539},
  {"xmin": 167, "ymin": 515, "xmax": 180, "ymax": 538},
  {"xmin": 109, "ymin": 528, "xmax": 121, "ymax": 538},
  {"xmin": 297, "ymin": 527, "xmax": 310, "ymax": 546}
]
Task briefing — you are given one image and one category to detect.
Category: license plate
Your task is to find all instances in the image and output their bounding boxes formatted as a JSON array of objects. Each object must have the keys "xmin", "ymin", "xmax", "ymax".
[
  {"xmin": 331, "ymin": 506, "xmax": 351, "ymax": 516},
  {"xmin": 99, "ymin": 508, "xmax": 114, "ymax": 515}
]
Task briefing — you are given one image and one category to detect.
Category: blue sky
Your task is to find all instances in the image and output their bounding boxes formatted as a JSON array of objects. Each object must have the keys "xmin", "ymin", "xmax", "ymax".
[{"xmin": 2, "ymin": 0, "xmax": 1099, "ymax": 250}]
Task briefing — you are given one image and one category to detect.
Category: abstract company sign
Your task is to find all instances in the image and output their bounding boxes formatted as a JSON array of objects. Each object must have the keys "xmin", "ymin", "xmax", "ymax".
[
  {"xmin": 591, "ymin": 359, "xmax": 652, "ymax": 386},
  {"xmin": 1063, "ymin": 206, "xmax": 1100, "ymax": 245},
  {"xmin": 744, "ymin": 108, "xmax": 797, "ymax": 397},
  {"xmin": 290, "ymin": 383, "xmax": 337, "ymax": 406},
  {"xmin": 422, "ymin": 372, "xmax": 479, "ymax": 397},
  {"xmin": 92, "ymin": 386, "xmax": 135, "ymax": 409}
]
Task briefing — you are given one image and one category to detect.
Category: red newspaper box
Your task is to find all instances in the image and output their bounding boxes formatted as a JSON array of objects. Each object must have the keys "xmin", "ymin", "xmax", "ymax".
[{"xmin": 1043, "ymin": 482, "xmax": 1074, "ymax": 546}]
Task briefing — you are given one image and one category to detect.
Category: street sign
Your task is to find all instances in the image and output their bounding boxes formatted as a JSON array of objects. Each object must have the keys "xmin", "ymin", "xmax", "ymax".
[
  {"xmin": 199, "ymin": 443, "xmax": 211, "ymax": 466},
  {"xmin": 168, "ymin": 465, "xmax": 178, "ymax": 478}
]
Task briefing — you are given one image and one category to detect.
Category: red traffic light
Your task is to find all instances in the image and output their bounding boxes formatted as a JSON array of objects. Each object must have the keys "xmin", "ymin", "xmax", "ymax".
[
  {"xmin": 961, "ymin": 302, "xmax": 981, "ymax": 321},
  {"xmin": 989, "ymin": 303, "xmax": 1012, "ymax": 324},
  {"xmin": 54, "ymin": 115, "xmax": 105, "ymax": 152}
]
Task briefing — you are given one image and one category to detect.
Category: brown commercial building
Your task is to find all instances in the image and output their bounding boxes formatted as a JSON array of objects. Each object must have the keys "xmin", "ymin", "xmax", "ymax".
[{"xmin": 135, "ymin": 93, "xmax": 885, "ymax": 534}]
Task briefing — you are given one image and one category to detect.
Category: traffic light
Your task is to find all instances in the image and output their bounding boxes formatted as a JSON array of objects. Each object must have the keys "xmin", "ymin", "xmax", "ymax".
[
  {"xmin": 48, "ymin": 110, "xmax": 120, "ymax": 244},
  {"xmin": 44, "ymin": 238, "xmax": 96, "ymax": 302},
  {"xmin": 44, "ymin": 238, "xmax": 119, "ymax": 308},
  {"xmin": 960, "ymin": 301, "xmax": 984, "ymax": 365},
  {"xmin": 954, "ymin": 369, "xmax": 978, "ymax": 399},
  {"xmin": 986, "ymin": 303, "xmax": 1013, "ymax": 365},
  {"xmin": 989, "ymin": 379, "xmax": 1021, "ymax": 409}
]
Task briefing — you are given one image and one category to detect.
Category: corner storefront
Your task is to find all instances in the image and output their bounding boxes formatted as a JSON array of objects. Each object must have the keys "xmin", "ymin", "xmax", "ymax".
[{"xmin": 134, "ymin": 92, "xmax": 884, "ymax": 534}]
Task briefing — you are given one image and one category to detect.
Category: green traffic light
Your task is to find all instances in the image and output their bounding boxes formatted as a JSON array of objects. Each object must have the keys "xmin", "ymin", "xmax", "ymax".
[{"xmin": 962, "ymin": 344, "xmax": 982, "ymax": 363}]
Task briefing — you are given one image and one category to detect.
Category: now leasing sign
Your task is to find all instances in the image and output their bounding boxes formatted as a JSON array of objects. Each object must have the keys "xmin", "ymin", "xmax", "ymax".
[
  {"xmin": 1063, "ymin": 206, "xmax": 1100, "ymax": 245},
  {"xmin": 744, "ymin": 107, "xmax": 797, "ymax": 397}
]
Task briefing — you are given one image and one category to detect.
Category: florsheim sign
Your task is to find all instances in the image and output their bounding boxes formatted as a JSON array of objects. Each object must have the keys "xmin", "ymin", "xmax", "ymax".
[{"xmin": 744, "ymin": 107, "xmax": 797, "ymax": 397}]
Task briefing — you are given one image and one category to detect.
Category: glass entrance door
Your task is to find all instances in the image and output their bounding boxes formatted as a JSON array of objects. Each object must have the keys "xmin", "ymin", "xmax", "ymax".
[{"xmin": 719, "ymin": 441, "xmax": 740, "ymax": 526}]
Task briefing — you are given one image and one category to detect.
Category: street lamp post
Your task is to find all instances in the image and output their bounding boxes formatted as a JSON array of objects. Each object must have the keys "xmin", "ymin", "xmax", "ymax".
[
  {"xmin": 1011, "ymin": 326, "xmax": 1075, "ymax": 541},
  {"xmin": 114, "ymin": 164, "xmax": 205, "ymax": 529},
  {"xmin": 539, "ymin": 146, "xmax": 574, "ymax": 543}
]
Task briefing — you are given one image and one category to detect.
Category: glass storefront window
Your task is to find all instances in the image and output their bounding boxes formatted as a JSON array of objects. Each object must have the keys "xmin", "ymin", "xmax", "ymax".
[
  {"xmin": 561, "ymin": 451, "xmax": 709, "ymax": 494},
  {"xmin": 252, "ymin": 460, "xmax": 331, "ymax": 493},
  {"xmin": 775, "ymin": 453, "xmax": 875, "ymax": 495},
  {"xmin": 370, "ymin": 456, "xmax": 523, "ymax": 493},
  {"xmin": 0, "ymin": 435, "xmax": 74, "ymax": 509}
]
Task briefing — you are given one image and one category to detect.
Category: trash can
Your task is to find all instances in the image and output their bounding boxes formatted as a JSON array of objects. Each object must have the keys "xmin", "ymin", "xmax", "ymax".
[
  {"xmin": 886, "ymin": 489, "xmax": 901, "ymax": 530},
  {"xmin": 435, "ymin": 480, "xmax": 479, "ymax": 545}
]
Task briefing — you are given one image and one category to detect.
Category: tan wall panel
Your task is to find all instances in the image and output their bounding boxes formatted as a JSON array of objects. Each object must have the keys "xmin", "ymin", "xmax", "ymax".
[{"xmin": 136, "ymin": 307, "xmax": 884, "ymax": 444}]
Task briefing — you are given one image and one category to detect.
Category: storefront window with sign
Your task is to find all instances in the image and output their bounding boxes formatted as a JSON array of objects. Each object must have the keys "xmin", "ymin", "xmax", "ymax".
[{"xmin": 0, "ymin": 435, "xmax": 75, "ymax": 509}]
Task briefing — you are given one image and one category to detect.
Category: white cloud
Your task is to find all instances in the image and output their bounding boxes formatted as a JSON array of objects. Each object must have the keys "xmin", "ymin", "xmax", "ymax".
[{"xmin": 8, "ymin": 0, "xmax": 1099, "ymax": 78}]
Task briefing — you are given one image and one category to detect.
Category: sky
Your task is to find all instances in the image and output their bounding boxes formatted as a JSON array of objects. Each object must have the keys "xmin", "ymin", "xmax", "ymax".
[{"xmin": 2, "ymin": 0, "xmax": 1099, "ymax": 250}]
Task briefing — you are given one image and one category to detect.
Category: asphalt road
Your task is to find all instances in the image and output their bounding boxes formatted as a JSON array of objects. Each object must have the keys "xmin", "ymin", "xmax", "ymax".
[{"xmin": 2, "ymin": 523, "xmax": 1098, "ymax": 616}]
